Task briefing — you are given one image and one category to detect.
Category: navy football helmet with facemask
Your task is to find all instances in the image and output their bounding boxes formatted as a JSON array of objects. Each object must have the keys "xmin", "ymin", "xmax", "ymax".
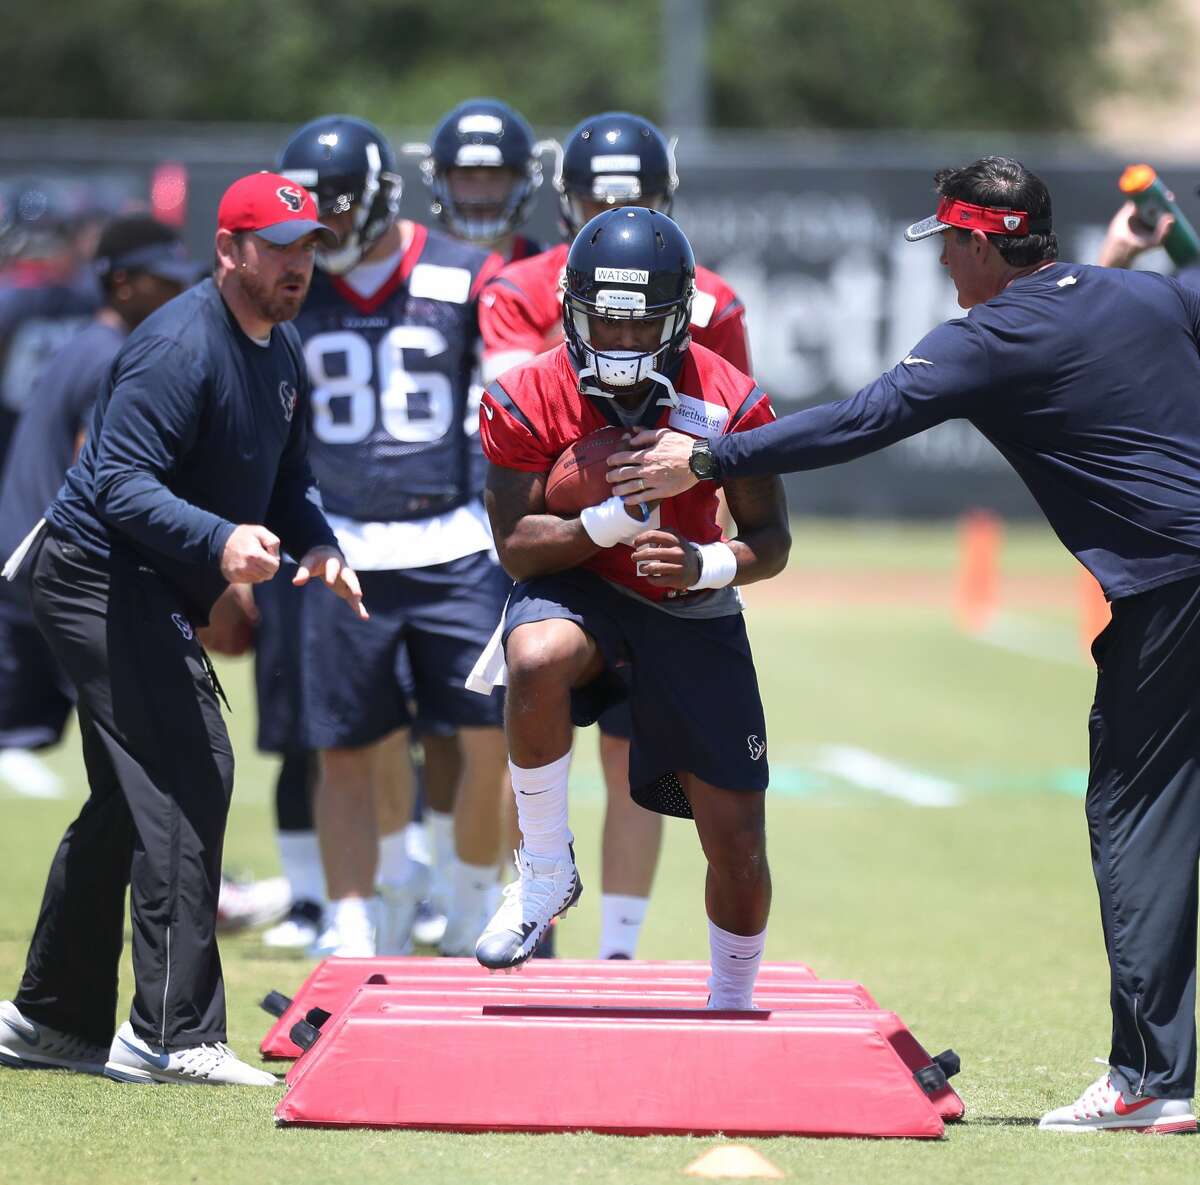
[
  {"xmin": 277, "ymin": 115, "xmax": 403, "ymax": 275},
  {"xmin": 556, "ymin": 112, "xmax": 678, "ymax": 239},
  {"xmin": 563, "ymin": 207, "xmax": 695, "ymax": 405},
  {"xmin": 418, "ymin": 98, "xmax": 544, "ymax": 244}
]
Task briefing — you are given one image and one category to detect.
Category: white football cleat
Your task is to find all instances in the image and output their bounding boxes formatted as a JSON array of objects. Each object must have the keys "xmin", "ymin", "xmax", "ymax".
[
  {"xmin": 475, "ymin": 846, "xmax": 581, "ymax": 970},
  {"xmin": 262, "ymin": 900, "xmax": 323, "ymax": 950},
  {"xmin": 103, "ymin": 1022, "xmax": 277, "ymax": 1086},
  {"xmin": 1039, "ymin": 1066, "xmax": 1197, "ymax": 1134},
  {"xmin": 0, "ymin": 1000, "xmax": 107, "ymax": 1075},
  {"xmin": 216, "ymin": 875, "xmax": 291, "ymax": 932}
]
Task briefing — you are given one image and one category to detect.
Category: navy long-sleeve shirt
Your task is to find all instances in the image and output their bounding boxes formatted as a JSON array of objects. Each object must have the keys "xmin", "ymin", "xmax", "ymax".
[
  {"xmin": 47, "ymin": 279, "xmax": 336, "ymax": 621},
  {"xmin": 711, "ymin": 262, "xmax": 1200, "ymax": 601}
]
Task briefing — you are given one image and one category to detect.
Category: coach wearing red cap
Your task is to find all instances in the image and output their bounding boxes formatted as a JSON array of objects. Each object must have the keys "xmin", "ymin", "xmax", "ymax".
[{"xmin": 0, "ymin": 173, "xmax": 366, "ymax": 1086}]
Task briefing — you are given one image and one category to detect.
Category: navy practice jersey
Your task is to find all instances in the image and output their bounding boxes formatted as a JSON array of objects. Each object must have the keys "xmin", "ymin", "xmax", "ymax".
[
  {"xmin": 711, "ymin": 262, "xmax": 1200, "ymax": 601},
  {"xmin": 47, "ymin": 279, "xmax": 335, "ymax": 622},
  {"xmin": 0, "ymin": 275, "xmax": 98, "ymax": 466},
  {"xmin": 0, "ymin": 319, "xmax": 124, "ymax": 605},
  {"xmin": 294, "ymin": 224, "xmax": 500, "ymax": 522}
]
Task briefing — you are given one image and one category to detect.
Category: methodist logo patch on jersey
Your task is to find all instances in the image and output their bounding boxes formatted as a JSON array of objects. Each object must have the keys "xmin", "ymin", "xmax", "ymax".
[
  {"xmin": 595, "ymin": 267, "xmax": 648, "ymax": 285},
  {"xmin": 276, "ymin": 186, "xmax": 305, "ymax": 212},
  {"xmin": 668, "ymin": 393, "xmax": 730, "ymax": 438},
  {"xmin": 278, "ymin": 381, "xmax": 297, "ymax": 422}
]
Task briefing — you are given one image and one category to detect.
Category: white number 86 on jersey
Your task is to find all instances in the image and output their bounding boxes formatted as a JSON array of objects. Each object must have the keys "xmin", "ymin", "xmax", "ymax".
[{"xmin": 304, "ymin": 327, "xmax": 455, "ymax": 445}]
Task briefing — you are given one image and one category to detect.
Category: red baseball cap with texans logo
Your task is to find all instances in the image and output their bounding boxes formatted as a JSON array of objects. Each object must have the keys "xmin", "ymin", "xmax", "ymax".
[{"xmin": 217, "ymin": 171, "xmax": 338, "ymax": 247}]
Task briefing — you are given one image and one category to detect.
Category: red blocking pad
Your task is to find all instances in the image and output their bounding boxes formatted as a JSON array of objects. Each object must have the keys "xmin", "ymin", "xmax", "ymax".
[
  {"xmin": 260, "ymin": 957, "xmax": 820, "ymax": 1058},
  {"xmin": 280, "ymin": 984, "xmax": 880, "ymax": 1086},
  {"xmin": 275, "ymin": 1001, "xmax": 952, "ymax": 1137}
]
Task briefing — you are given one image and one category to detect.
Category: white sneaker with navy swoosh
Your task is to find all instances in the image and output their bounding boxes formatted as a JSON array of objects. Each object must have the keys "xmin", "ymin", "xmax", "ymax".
[
  {"xmin": 0, "ymin": 1000, "xmax": 107, "ymax": 1074},
  {"xmin": 475, "ymin": 845, "xmax": 581, "ymax": 970},
  {"xmin": 1039, "ymin": 1065, "xmax": 1196, "ymax": 1133},
  {"xmin": 104, "ymin": 1022, "xmax": 278, "ymax": 1086}
]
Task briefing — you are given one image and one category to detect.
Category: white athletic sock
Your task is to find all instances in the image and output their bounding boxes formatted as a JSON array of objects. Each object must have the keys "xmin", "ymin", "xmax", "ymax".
[
  {"xmin": 428, "ymin": 809, "xmax": 456, "ymax": 905},
  {"xmin": 453, "ymin": 860, "xmax": 498, "ymax": 920},
  {"xmin": 510, "ymin": 751, "xmax": 573, "ymax": 861},
  {"xmin": 276, "ymin": 830, "xmax": 324, "ymax": 906},
  {"xmin": 599, "ymin": 894, "xmax": 648, "ymax": 959},
  {"xmin": 707, "ymin": 918, "xmax": 767, "ymax": 1009},
  {"xmin": 378, "ymin": 829, "xmax": 417, "ymax": 890}
]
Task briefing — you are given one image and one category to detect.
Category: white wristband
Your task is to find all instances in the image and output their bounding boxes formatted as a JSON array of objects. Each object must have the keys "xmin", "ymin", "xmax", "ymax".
[
  {"xmin": 580, "ymin": 495, "xmax": 651, "ymax": 548},
  {"xmin": 688, "ymin": 541, "xmax": 738, "ymax": 590}
]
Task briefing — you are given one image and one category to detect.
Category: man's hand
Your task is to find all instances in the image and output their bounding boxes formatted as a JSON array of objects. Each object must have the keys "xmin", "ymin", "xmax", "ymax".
[
  {"xmin": 607, "ymin": 429, "xmax": 699, "ymax": 505},
  {"xmin": 221, "ymin": 524, "xmax": 281, "ymax": 583},
  {"xmin": 293, "ymin": 545, "xmax": 369, "ymax": 621},
  {"xmin": 1097, "ymin": 201, "xmax": 1174, "ymax": 269},
  {"xmin": 631, "ymin": 528, "xmax": 701, "ymax": 590},
  {"xmin": 197, "ymin": 584, "xmax": 259, "ymax": 656}
]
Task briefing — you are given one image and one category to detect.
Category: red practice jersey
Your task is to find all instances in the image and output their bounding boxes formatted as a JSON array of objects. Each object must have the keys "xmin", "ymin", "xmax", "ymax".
[
  {"xmin": 479, "ymin": 242, "xmax": 752, "ymax": 379},
  {"xmin": 480, "ymin": 342, "xmax": 775, "ymax": 603}
]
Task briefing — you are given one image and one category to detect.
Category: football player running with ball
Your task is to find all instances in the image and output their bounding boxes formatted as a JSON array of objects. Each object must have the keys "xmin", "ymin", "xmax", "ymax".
[
  {"xmin": 478, "ymin": 111, "xmax": 753, "ymax": 961},
  {"xmin": 475, "ymin": 207, "xmax": 790, "ymax": 1003}
]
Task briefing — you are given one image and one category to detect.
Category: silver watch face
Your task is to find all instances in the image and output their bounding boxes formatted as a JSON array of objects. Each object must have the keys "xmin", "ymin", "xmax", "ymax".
[{"xmin": 691, "ymin": 443, "xmax": 716, "ymax": 478}]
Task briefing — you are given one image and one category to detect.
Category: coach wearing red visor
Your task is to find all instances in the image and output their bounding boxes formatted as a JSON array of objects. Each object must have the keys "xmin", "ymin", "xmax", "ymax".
[
  {"xmin": 0, "ymin": 172, "xmax": 366, "ymax": 1087},
  {"xmin": 610, "ymin": 154, "xmax": 1200, "ymax": 1135}
]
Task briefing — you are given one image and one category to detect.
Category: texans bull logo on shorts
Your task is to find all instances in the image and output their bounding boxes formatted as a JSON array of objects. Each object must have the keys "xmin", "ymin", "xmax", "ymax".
[{"xmin": 276, "ymin": 186, "xmax": 305, "ymax": 213}]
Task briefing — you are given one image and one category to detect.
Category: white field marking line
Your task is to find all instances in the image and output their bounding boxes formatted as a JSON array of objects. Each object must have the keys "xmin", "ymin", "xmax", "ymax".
[
  {"xmin": 972, "ymin": 610, "xmax": 1086, "ymax": 667},
  {"xmin": 812, "ymin": 744, "xmax": 961, "ymax": 807},
  {"xmin": 0, "ymin": 747, "xmax": 63, "ymax": 798}
]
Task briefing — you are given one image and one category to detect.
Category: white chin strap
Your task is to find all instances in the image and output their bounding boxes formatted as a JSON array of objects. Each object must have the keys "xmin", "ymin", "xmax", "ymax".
[{"xmin": 577, "ymin": 352, "xmax": 681, "ymax": 409}]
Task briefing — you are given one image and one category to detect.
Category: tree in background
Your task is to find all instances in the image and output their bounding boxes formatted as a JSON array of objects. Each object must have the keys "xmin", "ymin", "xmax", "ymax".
[{"xmin": 0, "ymin": 0, "xmax": 1184, "ymax": 131}]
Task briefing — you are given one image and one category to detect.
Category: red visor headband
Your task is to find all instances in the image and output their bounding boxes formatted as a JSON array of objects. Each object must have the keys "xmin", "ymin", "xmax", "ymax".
[{"xmin": 937, "ymin": 197, "xmax": 1040, "ymax": 236}]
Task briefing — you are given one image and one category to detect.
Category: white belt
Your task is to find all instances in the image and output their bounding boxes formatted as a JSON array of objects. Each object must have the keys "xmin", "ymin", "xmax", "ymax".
[{"xmin": 2, "ymin": 518, "xmax": 46, "ymax": 582}]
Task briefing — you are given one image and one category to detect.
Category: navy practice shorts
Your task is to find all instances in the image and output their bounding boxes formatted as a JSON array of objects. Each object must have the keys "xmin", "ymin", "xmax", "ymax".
[
  {"xmin": 253, "ymin": 569, "xmax": 306, "ymax": 754},
  {"xmin": 503, "ymin": 571, "xmax": 769, "ymax": 818},
  {"xmin": 301, "ymin": 550, "xmax": 507, "ymax": 750},
  {"xmin": 0, "ymin": 601, "xmax": 74, "ymax": 749},
  {"xmin": 597, "ymin": 701, "xmax": 632, "ymax": 740}
]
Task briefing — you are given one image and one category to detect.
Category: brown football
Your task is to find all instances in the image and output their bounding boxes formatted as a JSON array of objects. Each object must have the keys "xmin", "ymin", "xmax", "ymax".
[{"xmin": 544, "ymin": 426, "xmax": 630, "ymax": 514}]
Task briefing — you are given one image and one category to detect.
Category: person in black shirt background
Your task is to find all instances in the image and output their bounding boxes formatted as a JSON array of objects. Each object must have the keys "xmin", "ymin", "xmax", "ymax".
[
  {"xmin": 0, "ymin": 213, "xmax": 195, "ymax": 767},
  {"xmin": 0, "ymin": 172, "xmax": 365, "ymax": 1087}
]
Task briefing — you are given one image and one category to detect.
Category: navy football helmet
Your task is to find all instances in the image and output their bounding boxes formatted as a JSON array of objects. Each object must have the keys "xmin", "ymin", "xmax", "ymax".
[
  {"xmin": 0, "ymin": 178, "xmax": 74, "ymax": 263},
  {"xmin": 556, "ymin": 112, "xmax": 678, "ymax": 239},
  {"xmin": 277, "ymin": 115, "xmax": 403, "ymax": 274},
  {"xmin": 417, "ymin": 98, "xmax": 543, "ymax": 244},
  {"xmin": 563, "ymin": 207, "xmax": 695, "ymax": 400}
]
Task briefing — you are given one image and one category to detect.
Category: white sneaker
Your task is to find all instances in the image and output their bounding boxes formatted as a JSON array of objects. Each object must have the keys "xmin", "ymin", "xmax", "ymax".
[
  {"xmin": 475, "ymin": 846, "xmax": 581, "ymax": 970},
  {"xmin": 377, "ymin": 864, "xmax": 430, "ymax": 957},
  {"xmin": 0, "ymin": 1000, "xmax": 107, "ymax": 1075},
  {"xmin": 411, "ymin": 899, "xmax": 449, "ymax": 947},
  {"xmin": 1039, "ymin": 1066, "xmax": 1197, "ymax": 1134},
  {"xmin": 104, "ymin": 1022, "xmax": 278, "ymax": 1086},
  {"xmin": 217, "ymin": 875, "xmax": 292, "ymax": 932},
  {"xmin": 307, "ymin": 897, "xmax": 378, "ymax": 958},
  {"xmin": 307, "ymin": 924, "xmax": 375, "ymax": 959},
  {"xmin": 262, "ymin": 900, "xmax": 323, "ymax": 950}
]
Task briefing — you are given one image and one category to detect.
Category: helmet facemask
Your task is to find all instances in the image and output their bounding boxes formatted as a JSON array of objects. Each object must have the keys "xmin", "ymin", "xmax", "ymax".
[
  {"xmin": 423, "ymin": 155, "xmax": 541, "ymax": 245},
  {"xmin": 564, "ymin": 282, "xmax": 693, "ymax": 403},
  {"xmin": 292, "ymin": 141, "xmax": 402, "ymax": 275}
]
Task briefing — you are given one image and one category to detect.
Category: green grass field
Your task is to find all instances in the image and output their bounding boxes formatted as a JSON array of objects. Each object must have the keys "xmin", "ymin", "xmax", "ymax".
[{"xmin": 1, "ymin": 519, "xmax": 1196, "ymax": 1184}]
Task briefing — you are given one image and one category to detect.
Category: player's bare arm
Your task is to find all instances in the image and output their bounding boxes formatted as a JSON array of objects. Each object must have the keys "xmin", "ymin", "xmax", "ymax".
[
  {"xmin": 485, "ymin": 462, "xmax": 601, "ymax": 582},
  {"xmin": 630, "ymin": 473, "xmax": 790, "ymax": 590}
]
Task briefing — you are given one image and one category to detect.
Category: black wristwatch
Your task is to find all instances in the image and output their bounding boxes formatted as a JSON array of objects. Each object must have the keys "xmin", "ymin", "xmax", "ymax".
[{"xmin": 689, "ymin": 438, "xmax": 719, "ymax": 481}]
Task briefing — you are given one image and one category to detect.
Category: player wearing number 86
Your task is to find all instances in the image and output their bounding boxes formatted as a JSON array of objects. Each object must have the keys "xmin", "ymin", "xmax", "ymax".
[{"xmin": 276, "ymin": 115, "xmax": 510, "ymax": 958}]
